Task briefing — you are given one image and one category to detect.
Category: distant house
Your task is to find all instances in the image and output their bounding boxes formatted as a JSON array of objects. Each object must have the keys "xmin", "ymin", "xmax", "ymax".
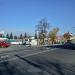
[
  {"xmin": 22, "ymin": 36, "xmax": 38, "ymax": 46},
  {"xmin": 0, "ymin": 34, "xmax": 3, "ymax": 37},
  {"xmin": 0, "ymin": 32, "xmax": 4, "ymax": 38},
  {"xmin": 0, "ymin": 38, "xmax": 8, "ymax": 41},
  {"xmin": 56, "ymin": 36, "xmax": 63, "ymax": 42},
  {"xmin": 70, "ymin": 36, "xmax": 75, "ymax": 44},
  {"xmin": 70, "ymin": 36, "xmax": 75, "ymax": 40},
  {"xmin": 30, "ymin": 36, "xmax": 38, "ymax": 46},
  {"xmin": 0, "ymin": 31, "xmax": 8, "ymax": 41}
]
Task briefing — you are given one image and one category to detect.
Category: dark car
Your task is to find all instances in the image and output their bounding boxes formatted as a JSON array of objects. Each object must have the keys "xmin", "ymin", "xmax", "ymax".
[
  {"xmin": 63, "ymin": 41, "xmax": 75, "ymax": 50},
  {"xmin": 22, "ymin": 42, "xmax": 31, "ymax": 46}
]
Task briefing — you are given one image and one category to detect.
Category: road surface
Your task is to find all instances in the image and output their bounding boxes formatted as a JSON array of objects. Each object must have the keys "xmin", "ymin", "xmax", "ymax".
[{"xmin": 0, "ymin": 45, "xmax": 75, "ymax": 75}]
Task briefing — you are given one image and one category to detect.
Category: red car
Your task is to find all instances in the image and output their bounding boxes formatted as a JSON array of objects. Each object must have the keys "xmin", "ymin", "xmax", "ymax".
[{"xmin": 0, "ymin": 41, "xmax": 10, "ymax": 48}]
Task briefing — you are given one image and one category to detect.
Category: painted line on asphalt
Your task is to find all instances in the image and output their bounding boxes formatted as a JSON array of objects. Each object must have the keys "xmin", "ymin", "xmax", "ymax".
[
  {"xmin": 0, "ymin": 49, "xmax": 34, "ymax": 56},
  {"xmin": 21, "ymin": 49, "xmax": 54, "ymax": 57},
  {"xmin": 0, "ymin": 48, "xmax": 55, "ymax": 63}
]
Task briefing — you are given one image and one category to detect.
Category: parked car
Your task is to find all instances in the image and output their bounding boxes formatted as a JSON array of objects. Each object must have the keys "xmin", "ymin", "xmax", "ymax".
[
  {"xmin": 10, "ymin": 41, "xmax": 22, "ymax": 45},
  {"xmin": 8, "ymin": 39, "xmax": 22, "ymax": 45},
  {"xmin": 0, "ymin": 41, "xmax": 10, "ymax": 48},
  {"xmin": 22, "ymin": 42, "xmax": 31, "ymax": 46}
]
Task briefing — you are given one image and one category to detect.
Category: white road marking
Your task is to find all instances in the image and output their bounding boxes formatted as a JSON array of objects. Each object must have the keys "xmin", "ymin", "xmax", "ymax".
[
  {"xmin": 0, "ymin": 48, "xmax": 55, "ymax": 63},
  {"xmin": 0, "ymin": 55, "xmax": 9, "ymax": 59},
  {"xmin": 22, "ymin": 49, "xmax": 54, "ymax": 57}
]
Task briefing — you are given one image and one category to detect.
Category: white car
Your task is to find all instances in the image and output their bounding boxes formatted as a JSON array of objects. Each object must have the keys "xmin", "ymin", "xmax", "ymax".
[{"xmin": 10, "ymin": 41, "xmax": 22, "ymax": 45}]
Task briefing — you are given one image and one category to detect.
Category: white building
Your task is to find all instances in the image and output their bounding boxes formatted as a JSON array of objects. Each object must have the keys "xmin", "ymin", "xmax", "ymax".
[
  {"xmin": 30, "ymin": 37, "xmax": 38, "ymax": 46},
  {"xmin": 0, "ymin": 31, "xmax": 8, "ymax": 41},
  {"xmin": 23, "ymin": 36, "xmax": 38, "ymax": 46},
  {"xmin": 70, "ymin": 36, "xmax": 75, "ymax": 40}
]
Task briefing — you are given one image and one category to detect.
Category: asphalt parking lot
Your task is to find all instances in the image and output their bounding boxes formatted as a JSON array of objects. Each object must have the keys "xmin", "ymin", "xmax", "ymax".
[{"xmin": 0, "ymin": 45, "xmax": 75, "ymax": 75}]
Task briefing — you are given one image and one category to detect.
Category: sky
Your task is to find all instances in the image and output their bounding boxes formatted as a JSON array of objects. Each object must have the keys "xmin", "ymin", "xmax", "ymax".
[{"xmin": 0, "ymin": 0, "xmax": 75, "ymax": 35}]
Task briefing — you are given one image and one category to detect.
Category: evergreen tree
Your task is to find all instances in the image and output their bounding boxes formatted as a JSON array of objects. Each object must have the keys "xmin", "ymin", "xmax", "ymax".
[
  {"xmin": 19, "ymin": 34, "xmax": 23, "ymax": 39},
  {"xmin": 14, "ymin": 35, "xmax": 17, "ymax": 39},
  {"xmin": 10, "ymin": 32, "xmax": 13, "ymax": 39},
  {"xmin": 24, "ymin": 32, "xmax": 27, "ymax": 38},
  {"xmin": 35, "ymin": 33, "xmax": 37, "ymax": 39},
  {"xmin": 6, "ymin": 33, "xmax": 10, "ymax": 39}
]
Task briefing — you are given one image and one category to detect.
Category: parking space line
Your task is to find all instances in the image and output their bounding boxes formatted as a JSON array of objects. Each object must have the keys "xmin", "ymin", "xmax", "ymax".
[
  {"xmin": 0, "ymin": 48, "xmax": 55, "ymax": 63},
  {"xmin": 16, "ymin": 48, "xmax": 55, "ymax": 58}
]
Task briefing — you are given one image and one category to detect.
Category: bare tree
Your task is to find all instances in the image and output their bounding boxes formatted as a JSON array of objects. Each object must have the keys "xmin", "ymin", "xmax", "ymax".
[
  {"xmin": 36, "ymin": 18, "xmax": 50, "ymax": 45},
  {"xmin": 48, "ymin": 27, "xmax": 59, "ymax": 44}
]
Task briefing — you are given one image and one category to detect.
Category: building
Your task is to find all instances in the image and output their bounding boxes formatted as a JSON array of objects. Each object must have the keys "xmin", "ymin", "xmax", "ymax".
[
  {"xmin": 30, "ymin": 37, "xmax": 38, "ymax": 46},
  {"xmin": 70, "ymin": 36, "xmax": 75, "ymax": 40},
  {"xmin": 0, "ymin": 31, "xmax": 8, "ymax": 41},
  {"xmin": 24, "ymin": 36, "xmax": 38, "ymax": 46}
]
